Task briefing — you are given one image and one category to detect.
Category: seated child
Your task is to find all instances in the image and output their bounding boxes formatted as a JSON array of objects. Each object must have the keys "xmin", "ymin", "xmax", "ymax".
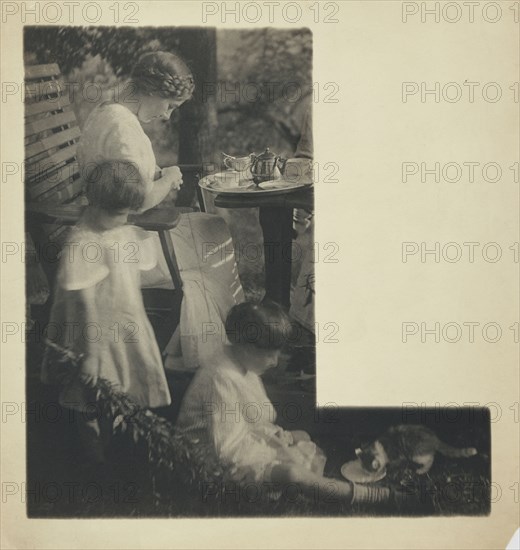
[
  {"xmin": 42, "ymin": 160, "xmax": 171, "ymax": 463},
  {"xmin": 176, "ymin": 301, "xmax": 395, "ymax": 505}
]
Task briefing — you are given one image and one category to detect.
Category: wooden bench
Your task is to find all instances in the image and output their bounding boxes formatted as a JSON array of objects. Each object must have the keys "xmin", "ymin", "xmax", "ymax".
[{"xmin": 24, "ymin": 63, "xmax": 197, "ymax": 349}]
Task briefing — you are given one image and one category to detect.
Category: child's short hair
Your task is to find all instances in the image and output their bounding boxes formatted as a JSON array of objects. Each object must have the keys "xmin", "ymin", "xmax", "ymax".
[
  {"xmin": 225, "ymin": 301, "xmax": 293, "ymax": 350},
  {"xmin": 85, "ymin": 160, "xmax": 145, "ymax": 211}
]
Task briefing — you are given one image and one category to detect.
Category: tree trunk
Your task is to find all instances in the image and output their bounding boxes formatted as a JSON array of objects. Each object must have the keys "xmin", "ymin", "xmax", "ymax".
[{"xmin": 176, "ymin": 28, "xmax": 218, "ymax": 207}]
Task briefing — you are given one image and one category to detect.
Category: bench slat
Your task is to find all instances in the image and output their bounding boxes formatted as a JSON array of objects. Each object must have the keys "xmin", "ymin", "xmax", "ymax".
[
  {"xmin": 26, "ymin": 127, "xmax": 81, "ymax": 159},
  {"xmin": 49, "ymin": 225, "xmax": 72, "ymax": 245},
  {"xmin": 25, "ymin": 110, "xmax": 77, "ymax": 137},
  {"xmin": 25, "ymin": 64, "xmax": 61, "ymax": 80},
  {"xmin": 25, "ymin": 96, "xmax": 71, "ymax": 117},
  {"xmin": 28, "ymin": 166, "xmax": 80, "ymax": 200},
  {"xmin": 40, "ymin": 177, "xmax": 84, "ymax": 204},
  {"xmin": 25, "ymin": 79, "xmax": 64, "ymax": 102},
  {"xmin": 25, "ymin": 143, "xmax": 78, "ymax": 180}
]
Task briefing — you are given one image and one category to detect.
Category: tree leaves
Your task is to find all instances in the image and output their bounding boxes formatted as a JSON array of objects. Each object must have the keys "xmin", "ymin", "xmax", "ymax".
[{"xmin": 24, "ymin": 27, "xmax": 185, "ymax": 77}]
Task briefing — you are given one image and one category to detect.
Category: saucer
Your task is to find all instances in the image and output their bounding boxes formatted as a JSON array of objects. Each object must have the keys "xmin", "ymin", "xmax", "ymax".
[
  {"xmin": 257, "ymin": 180, "xmax": 305, "ymax": 191},
  {"xmin": 212, "ymin": 171, "xmax": 241, "ymax": 187},
  {"xmin": 340, "ymin": 459, "xmax": 387, "ymax": 484}
]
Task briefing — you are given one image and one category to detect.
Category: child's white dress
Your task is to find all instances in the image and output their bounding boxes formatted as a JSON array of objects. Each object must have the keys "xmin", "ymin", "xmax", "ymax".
[
  {"xmin": 176, "ymin": 349, "xmax": 325, "ymax": 484},
  {"xmin": 42, "ymin": 222, "xmax": 171, "ymax": 409}
]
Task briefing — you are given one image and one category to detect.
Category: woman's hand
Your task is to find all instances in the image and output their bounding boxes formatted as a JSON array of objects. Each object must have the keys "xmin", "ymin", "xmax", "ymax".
[
  {"xmin": 161, "ymin": 166, "xmax": 183, "ymax": 191},
  {"xmin": 289, "ymin": 430, "xmax": 311, "ymax": 445},
  {"xmin": 273, "ymin": 426, "xmax": 294, "ymax": 446},
  {"xmin": 140, "ymin": 166, "xmax": 183, "ymax": 211},
  {"xmin": 80, "ymin": 355, "xmax": 99, "ymax": 386}
]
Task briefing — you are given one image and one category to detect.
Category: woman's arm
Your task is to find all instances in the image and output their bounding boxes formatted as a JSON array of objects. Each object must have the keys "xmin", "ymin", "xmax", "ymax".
[
  {"xmin": 140, "ymin": 175, "xmax": 172, "ymax": 211},
  {"xmin": 140, "ymin": 166, "xmax": 183, "ymax": 212},
  {"xmin": 271, "ymin": 463, "xmax": 354, "ymax": 502}
]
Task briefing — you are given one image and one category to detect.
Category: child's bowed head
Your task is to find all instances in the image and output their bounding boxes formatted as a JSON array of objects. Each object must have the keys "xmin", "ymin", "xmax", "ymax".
[
  {"xmin": 85, "ymin": 160, "xmax": 146, "ymax": 212},
  {"xmin": 84, "ymin": 160, "xmax": 147, "ymax": 230},
  {"xmin": 225, "ymin": 301, "xmax": 294, "ymax": 374},
  {"xmin": 225, "ymin": 301, "xmax": 294, "ymax": 350}
]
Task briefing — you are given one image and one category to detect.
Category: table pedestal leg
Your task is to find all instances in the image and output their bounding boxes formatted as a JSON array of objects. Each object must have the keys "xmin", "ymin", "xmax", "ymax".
[{"xmin": 259, "ymin": 207, "xmax": 293, "ymax": 309}]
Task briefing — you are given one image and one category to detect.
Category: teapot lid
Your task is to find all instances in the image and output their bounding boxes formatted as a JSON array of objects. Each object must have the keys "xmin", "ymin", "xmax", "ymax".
[{"xmin": 257, "ymin": 147, "xmax": 277, "ymax": 160}]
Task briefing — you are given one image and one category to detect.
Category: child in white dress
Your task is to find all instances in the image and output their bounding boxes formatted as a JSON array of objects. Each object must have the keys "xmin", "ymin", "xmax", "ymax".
[
  {"xmin": 176, "ymin": 302, "xmax": 396, "ymax": 506},
  {"xmin": 42, "ymin": 160, "xmax": 171, "ymax": 462}
]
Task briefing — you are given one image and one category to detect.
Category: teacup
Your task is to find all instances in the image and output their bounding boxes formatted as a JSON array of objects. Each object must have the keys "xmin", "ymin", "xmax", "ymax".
[
  {"xmin": 213, "ymin": 171, "xmax": 240, "ymax": 188},
  {"xmin": 281, "ymin": 158, "xmax": 314, "ymax": 185},
  {"xmin": 223, "ymin": 153, "xmax": 253, "ymax": 175}
]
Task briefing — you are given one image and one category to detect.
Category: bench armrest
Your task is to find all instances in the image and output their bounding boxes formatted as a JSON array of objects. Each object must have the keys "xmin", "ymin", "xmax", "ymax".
[
  {"xmin": 26, "ymin": 202, "xmax": 192, "ymax": 231},
  {"xmin": 129, "ymin": 205, "xmax": 192, "ymax": 230}
]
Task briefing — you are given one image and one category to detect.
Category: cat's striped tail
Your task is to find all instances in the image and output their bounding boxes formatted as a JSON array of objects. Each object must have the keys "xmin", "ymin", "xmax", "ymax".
[{"xmin": 438, "ymin": 443, "xmax": 478, "ymax": 458}]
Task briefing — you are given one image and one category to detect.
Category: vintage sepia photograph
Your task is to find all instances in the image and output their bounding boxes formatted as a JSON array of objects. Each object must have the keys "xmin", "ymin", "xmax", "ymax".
[{"xmin": 21, "ymin": 24, "xmax": 493, "ymax": 519}]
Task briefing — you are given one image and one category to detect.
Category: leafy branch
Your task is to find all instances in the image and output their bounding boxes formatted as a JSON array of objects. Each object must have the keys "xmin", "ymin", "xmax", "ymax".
[{"xmin": 43, "ymin": 340, "xmax": 225, "ymax": 508}]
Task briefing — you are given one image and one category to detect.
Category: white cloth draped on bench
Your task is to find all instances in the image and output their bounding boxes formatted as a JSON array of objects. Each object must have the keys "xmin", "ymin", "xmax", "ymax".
[{"xmin": 144, "ymin": 213, "xmax": 245, "ymax": 371}]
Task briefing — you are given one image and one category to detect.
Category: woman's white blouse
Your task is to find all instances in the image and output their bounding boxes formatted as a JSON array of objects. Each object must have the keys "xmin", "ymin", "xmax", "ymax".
[{"xmin": 77, "ymin": 102, "xmax": 156, "ymax": 193}]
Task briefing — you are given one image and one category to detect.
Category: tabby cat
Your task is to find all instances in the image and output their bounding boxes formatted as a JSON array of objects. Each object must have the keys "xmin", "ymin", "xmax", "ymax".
[{"xmin": 356, "ymin": 424, "xmax": 477, "ymax": 476}]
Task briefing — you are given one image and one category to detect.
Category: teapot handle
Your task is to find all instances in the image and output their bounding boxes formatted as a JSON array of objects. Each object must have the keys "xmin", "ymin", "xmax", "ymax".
[{"xmin": 277, "ymin": 157, "xmax": 288, "ymax": 173}]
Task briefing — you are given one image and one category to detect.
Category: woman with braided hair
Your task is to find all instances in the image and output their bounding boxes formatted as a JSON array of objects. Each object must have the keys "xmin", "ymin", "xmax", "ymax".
[
  {"xmin": 79, "ymin": 51, "xmax": 195, "ymax": 214},
  {"xmin": 77, "ymin": 51, "xmax": 244, "ymax": 373}
]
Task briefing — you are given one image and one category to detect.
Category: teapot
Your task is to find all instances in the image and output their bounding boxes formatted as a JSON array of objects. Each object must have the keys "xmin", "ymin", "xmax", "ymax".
[{"xmin": 250, "ymin": 148, "xmax": 286, "ymax": 184}]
